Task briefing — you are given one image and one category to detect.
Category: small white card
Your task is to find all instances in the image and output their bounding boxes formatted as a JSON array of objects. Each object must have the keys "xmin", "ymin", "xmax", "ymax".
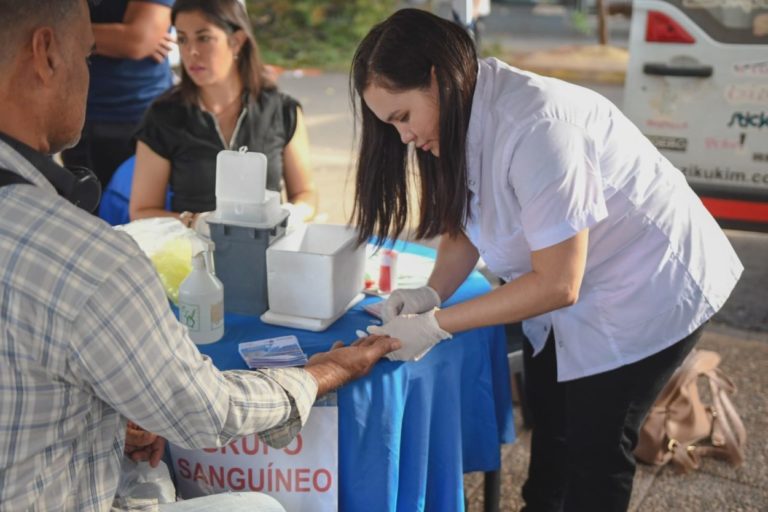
[{"xmin": 238, "ymin": 335, "xmax": 308, "ymax": 368}]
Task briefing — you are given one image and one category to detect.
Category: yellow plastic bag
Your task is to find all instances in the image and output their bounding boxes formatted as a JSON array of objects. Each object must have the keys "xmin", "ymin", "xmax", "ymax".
[
  {"xmin": 116, "ymin": 218, "xmax": 207, "ymax": 304},
  {"xmin": 150, "ymin": 237, "xmax": 193, "ymax": 304}
]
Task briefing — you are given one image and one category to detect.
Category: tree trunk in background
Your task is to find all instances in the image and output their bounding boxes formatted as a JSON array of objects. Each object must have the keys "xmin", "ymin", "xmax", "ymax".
[{"xmin": 597, "ymin": 0, "xmax": 609, "ymax": 45}]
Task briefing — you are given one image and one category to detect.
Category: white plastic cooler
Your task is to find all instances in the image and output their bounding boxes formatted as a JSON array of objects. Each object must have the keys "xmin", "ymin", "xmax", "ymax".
[{"xmin": 262, "ymin": 224, "xmax": 366, "ymax": 331}]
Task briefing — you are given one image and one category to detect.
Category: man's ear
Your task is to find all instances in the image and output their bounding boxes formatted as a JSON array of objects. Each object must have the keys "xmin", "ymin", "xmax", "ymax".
[{"xmin": 30, "ymin": 26, "xmax": 59, "ymax": 86}]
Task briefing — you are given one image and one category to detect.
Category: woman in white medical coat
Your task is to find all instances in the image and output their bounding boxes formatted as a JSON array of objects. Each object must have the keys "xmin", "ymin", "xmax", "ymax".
[{"xmin": 351, "ymin": 9, "xmax": 743, "ymax": 512}]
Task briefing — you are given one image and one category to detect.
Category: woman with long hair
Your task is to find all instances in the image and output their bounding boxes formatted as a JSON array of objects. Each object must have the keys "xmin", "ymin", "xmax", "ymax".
[
  {"xmin": 353, "ymin": 9, "xmax": 742, "ymax": 511},
  {"xmin": 130, "ymin": 0, "xmax": 316, "ymax": 227}
]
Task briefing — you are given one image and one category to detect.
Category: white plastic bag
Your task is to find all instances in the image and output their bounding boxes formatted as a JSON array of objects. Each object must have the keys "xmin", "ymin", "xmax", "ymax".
[{"xmin": 114, "ymin": 456, "xmax": 176, "ymax": 506}]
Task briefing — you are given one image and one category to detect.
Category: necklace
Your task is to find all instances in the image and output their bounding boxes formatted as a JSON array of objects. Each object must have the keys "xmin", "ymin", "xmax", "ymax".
[{"xmin": 200, "ymin": 93, "xmax": 242, "ymax": 118}]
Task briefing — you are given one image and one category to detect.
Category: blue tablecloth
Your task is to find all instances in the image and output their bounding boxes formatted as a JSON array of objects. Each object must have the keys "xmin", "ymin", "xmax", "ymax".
[{"xmin": 195, "ymin": 241, "xmax": 515, "ymax": 511}]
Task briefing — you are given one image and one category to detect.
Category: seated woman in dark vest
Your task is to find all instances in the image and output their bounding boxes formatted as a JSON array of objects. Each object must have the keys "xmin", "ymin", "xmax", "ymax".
[{"xmin": 129, "ymin": 0, "xmax": 316, "ymax": 228}]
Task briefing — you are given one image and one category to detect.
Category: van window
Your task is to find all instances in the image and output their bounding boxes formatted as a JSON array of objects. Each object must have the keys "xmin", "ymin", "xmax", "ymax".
[{"xmin": 663, "ymin": 0, "xmax": 768, "ymax": 44}]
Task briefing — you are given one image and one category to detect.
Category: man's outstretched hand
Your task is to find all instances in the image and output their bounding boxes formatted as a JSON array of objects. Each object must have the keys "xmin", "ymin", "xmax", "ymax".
[{"xmin": 305, "ymin": 334, "xmax": 401, "ymax": 396}]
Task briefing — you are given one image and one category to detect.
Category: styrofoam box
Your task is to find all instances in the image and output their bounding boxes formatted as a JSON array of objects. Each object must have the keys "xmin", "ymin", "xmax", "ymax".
[{"xmin": 266, "ymin": 224, "xmax": 365, "ymax": 320}]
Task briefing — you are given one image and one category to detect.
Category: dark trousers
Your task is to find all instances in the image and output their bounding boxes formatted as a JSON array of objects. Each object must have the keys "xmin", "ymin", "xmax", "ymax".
[
  {"xmin": 62, "ymin": 120, "xmax": 138, "ymax": 190},
  {"xmin": 521, "ymin": 325, "xmax": 704, "ymax": 512}
]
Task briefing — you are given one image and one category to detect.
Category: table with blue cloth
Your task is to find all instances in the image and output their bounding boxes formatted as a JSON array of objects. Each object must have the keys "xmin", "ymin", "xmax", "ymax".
[{"xmin": 190, "ymin": 241, "xmax": 515, "ymax": 511}]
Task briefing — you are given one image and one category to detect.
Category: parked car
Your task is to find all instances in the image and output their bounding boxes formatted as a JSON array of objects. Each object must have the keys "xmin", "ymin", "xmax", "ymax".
[{"xmin": 623, "ymin": 0, "xmax": 768, "ymax": 231}]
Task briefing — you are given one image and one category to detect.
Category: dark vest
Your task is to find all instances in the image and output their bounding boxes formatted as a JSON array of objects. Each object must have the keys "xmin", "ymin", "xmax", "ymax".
[{"xmin": 135, "ymin": 88, "xmax": 298, "ymax": 214}]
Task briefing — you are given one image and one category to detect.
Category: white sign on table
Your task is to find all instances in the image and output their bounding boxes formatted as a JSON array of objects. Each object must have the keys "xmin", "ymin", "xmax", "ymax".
[{"xmin": 170, "ymin": 405, "xmax": 338, "ymax": 512}]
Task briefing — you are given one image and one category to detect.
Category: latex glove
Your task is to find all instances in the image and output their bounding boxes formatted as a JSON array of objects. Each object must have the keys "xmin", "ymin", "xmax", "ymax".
[
  {"xmin": 381, "ymin": 285, "xmax": 441, "ymax": 323},
  {"xmin": 367, "ymin": 309, "xmax": 452, "ymax": 361}
]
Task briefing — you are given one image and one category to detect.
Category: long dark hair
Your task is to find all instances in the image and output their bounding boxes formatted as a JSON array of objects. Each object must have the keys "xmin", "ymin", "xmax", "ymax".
[
  {"xmin": 171, "ymin": 0, "xmax": 275, "ymax": 104},
  {"xmin": 350, "ymin": 8, "xmax": 477, "ymax": 245}
]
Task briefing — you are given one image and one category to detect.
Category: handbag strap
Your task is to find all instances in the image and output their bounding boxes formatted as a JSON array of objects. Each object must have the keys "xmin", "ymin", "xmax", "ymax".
[
  {"xmin": 665, "ymin": 365, "xmax": 746, "ymax": 473},
  {"xmin": 652, "ymin": 349, "xmax": 720, "ymax": 408},
  {"xmin": 654, "ymin": 349, "xmax": 749, "ymax": 473},
  {"xmin": 700, "ymin": 368, "xmax": 747, "ymax": 466}
]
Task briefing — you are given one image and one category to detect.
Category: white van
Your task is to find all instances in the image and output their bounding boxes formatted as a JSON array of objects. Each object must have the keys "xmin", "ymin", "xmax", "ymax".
[{"xmin": 623, "ymin": 0, "xmax": 768, "ymax": 231}]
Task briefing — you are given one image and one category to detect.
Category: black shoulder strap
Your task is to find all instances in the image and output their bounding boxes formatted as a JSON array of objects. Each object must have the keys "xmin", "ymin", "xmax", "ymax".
[{"xmin": 0, "ymin": 167, "xmax": 32, "ymax": 188}]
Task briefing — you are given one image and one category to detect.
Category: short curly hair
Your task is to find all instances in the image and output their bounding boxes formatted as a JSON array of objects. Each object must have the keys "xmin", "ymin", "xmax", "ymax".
[{"xmin": 0, "ymin": 0, "xmax": 90, "ymax": 66}]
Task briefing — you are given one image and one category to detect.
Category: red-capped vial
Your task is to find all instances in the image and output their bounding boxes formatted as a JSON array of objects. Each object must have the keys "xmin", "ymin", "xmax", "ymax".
[{"xmin": 378, "ymin": 249, "xmax": 398, "ymax": 293}]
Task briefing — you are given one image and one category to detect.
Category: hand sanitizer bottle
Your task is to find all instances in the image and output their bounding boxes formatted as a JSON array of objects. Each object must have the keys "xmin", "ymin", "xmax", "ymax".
[{"xmin": 178, "ymin": 251, "xmax": 224, "ymax": 344}]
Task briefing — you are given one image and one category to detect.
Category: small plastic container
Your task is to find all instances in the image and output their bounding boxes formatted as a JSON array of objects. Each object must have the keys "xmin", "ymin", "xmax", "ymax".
[
  {"xmin": 378, "ymin": 249, "xmax": 398, "ymax": 293},
  {"xmin": 178, "ymin": 253, "xmax": 224, "ymax": 344},
  {"xmin": 207, "ymin": 212, "xmax": 288, "ymax": 316},
  {"xmin": 207, "ymin": 148, "xmax": 289, "ymax": 315}
]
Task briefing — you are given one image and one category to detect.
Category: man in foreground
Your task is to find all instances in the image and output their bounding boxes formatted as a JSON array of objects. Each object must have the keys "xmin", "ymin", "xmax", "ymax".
[{"xmin": 0, "ymin": 1, "xmax": 399, "ymax": 510}]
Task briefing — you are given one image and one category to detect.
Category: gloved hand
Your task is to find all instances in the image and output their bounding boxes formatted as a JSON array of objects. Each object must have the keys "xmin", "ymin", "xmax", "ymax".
[
  {"xmin": 367, "ymin": 309, "xmax": 452, "ymax": 361},
  {"xmin": 381, "ymin": 285, "xmax": 441, "ymax": 323}
]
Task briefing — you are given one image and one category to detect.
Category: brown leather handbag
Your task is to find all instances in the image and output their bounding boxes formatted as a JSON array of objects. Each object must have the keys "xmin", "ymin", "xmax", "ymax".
[{"xmin": 634, "ymin": 349, "xmax": 746, "ymax": 473}]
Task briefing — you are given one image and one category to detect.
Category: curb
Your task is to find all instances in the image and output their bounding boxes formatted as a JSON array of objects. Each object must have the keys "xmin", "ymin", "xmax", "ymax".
[
  {"xmin": 504, "ymin": 44, "xmax": 628, "ymax": 85},
  {"xmin": 266, "ymin": 65, "xmax": 323, "ymax": 79}
]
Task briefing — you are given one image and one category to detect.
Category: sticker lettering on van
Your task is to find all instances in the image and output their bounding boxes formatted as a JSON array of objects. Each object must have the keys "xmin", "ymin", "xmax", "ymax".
[
  {"xmin": 725, "ymin": 84, "xmax": 768, "ymax": 105},
  {"xmin": 648, "ymin": 135, "xmax": 688, "ymax": 151},
  {"xmin": 681, "ymin": 165, "xmax": 768, "ymax": 187},
  {"xmin": 646, "ymin": 119, "xmax": 688, "ymax": 130},
  {"xmin": 704, "ymin": 137, "xmax": 743, "ymax": 150},
  {"xmin": 755, "ymin": 152, "xmax": 768, "ymax": 162},
  {"xmin": 728, "ymin": 111, "xmax": 768, "ymax": 129},
  {"xmin": 681, "ymin": 165, "xmax": 747, "ymax": 184},
  {"xmin": 734, "ymin": 61, "xmax": 768, "ymax": 76}
]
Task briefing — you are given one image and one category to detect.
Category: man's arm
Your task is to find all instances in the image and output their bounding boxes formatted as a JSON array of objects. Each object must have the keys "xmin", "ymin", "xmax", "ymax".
[
  {"xmin": 304, "ymin": 337, "xmax": 399, "ymax": 396},
  {"xmin": 126, "ymin": 336, "xmax": 399, "ymax": 466},
  {"xmin": 69, "ymin": 250, "xmax": 398, "ymax": 450},
  {"xmin": 92, "ymin": 1, "xmax": 174, "ymax": 63}
]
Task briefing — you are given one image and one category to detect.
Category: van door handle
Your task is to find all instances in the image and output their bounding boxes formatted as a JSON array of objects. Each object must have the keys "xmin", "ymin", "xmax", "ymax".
[{"xmin": 643, "ymin": 63, "xmax": 713, "ymax": 77}]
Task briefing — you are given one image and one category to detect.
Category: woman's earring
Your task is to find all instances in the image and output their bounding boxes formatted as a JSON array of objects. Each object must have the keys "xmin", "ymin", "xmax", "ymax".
[{"xmin": 234, "ymin": 54, "xmax": 239, "ymax": 61}]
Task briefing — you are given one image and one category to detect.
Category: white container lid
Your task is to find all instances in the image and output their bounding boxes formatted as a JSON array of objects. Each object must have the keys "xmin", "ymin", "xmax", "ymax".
[
  {"xmin": 212, "ymin": 149, "xmax": 287, "ymax": 227},
  {"xmin": 216, "ymin": 149, "xmax": 267, "ymax": 204}
]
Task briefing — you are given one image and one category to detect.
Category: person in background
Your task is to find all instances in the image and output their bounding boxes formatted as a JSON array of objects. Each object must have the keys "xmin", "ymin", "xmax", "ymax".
[
  {"xmin": 0, "ymin": 1, "xmax": 399, "ymax": 510},
  {"xmin": 451, "ymin": 0, "xmax": 490, "ymax": 44},
  {"xmin": 129, "ymin": 0, "xmax": 317, "ymax": 228},
  {"xmin": 351, "ymin": 9, "xmax": 742, "ymax": 512},
  {"xmin": 62, "ymin": 0, "xmax": 176, "ymax": 190}
]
